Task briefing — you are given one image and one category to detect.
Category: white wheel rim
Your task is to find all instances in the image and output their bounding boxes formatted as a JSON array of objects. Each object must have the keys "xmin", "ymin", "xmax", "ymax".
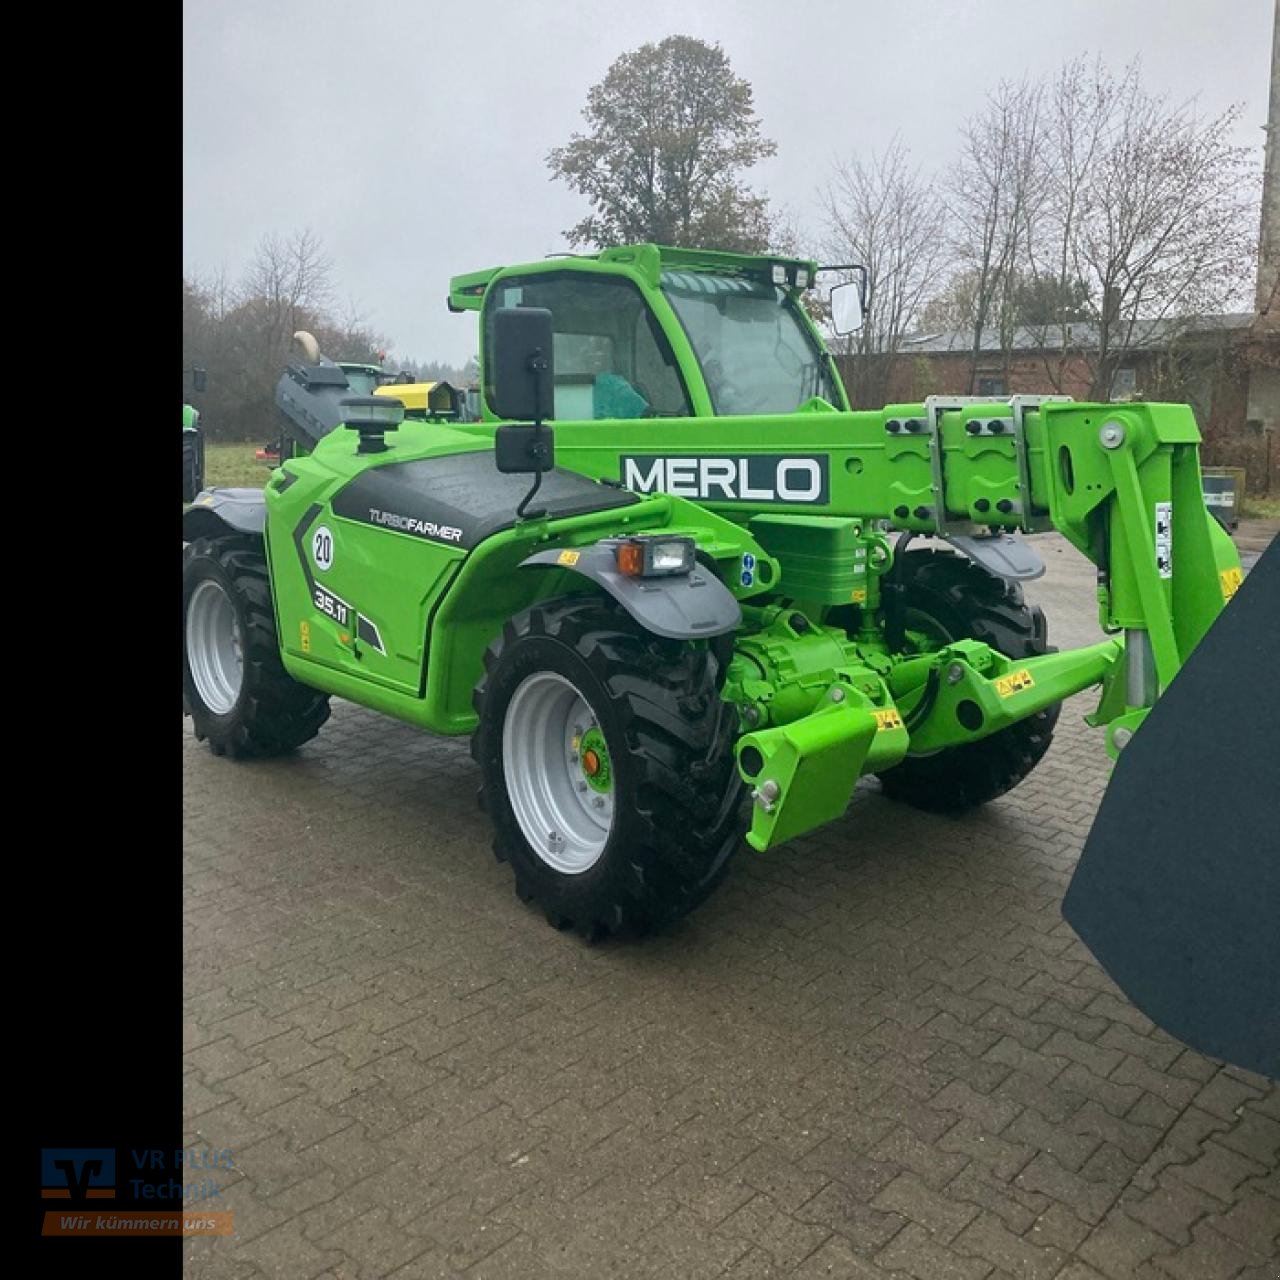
[
  {"xmin": 186, "ymin": 579, "xmax": 244, "ymax": 715},
  {"xmin": 501, "ymin": 671, "xmax": 614, "ymax": 874}
]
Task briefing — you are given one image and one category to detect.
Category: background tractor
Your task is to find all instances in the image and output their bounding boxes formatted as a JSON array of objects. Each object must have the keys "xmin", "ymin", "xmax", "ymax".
[
  {"xmin": 182, "ymin": 366, "xmax": 208, "ymax": 502},
  {"xmin": 184, "ymin": 243, "xmax": 1243, "ymax": 948},
  {"xmin": 182, "ymin": 403, "xmax": 204, "ymax": 503},
  {"xmin": 252, "ymin": 333, "xmax": 413, "ymax": 467}
]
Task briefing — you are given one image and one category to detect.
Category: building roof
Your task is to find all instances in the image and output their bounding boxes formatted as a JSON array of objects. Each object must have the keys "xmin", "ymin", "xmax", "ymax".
[{"xmin": 898, "ymin": 313, "xmax": 1255, "ymax": 355}]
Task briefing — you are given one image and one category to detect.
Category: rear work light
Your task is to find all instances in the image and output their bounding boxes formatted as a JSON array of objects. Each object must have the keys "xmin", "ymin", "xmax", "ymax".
[{"xmin": 613, "ymin": 536, "xmax": 696, "ymax": 578}]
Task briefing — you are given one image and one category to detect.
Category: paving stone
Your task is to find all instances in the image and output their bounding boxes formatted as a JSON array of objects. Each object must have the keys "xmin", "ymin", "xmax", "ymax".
[
  {"xmin": 1203, "ymin": 1189, "xmax": 1280, "ymax": 1256},
  {"xmin": 1015, "ymin": 1154, "xmax": 1124, "ymax": 1225},
  {"xmin": 870, "ymin": 1126, "xmax": 971, "ymax": 1189},
  {"xmin": 1006, "ymin": 1109, "xmax": 1101, "ymax": 1172},
  {"xmin": 183, "ymin": 596, "xmax": 1279, "ymax": 1280},
  {"xmin": 875, "ymin": 1221, "xmax": 995, "ymax": 1280},
  {"xmin": 872, "ymin": 1172, "xmax": 981, "ymax": 1243},
  {"xmin": 318, "ymin": 1207, "xmax": 434, "ymax": 1278},
  {"xmin": 1195, "ymin": 1074, "xmax": 1270, "ymax": 1123},
  {"xmin": 717, "ymin": 1191, "xmax": 834, "ymax": 1269},
  {"xmin": 791, "ymin": 1233, "xmax": 889, "ymax": 1278},
  {"xmin": 1123, "ymin": 1179, "xmax": 1224, "ymax": 1245},
  {"xmin": 231, "ymin": 1218, "xmax": 346, "ymax": 1277},
  {"xmin": 1215, "ymin": 1108, "xmax": 1280, "ymax": 1168},
  {"xmin": 938, "ymin": 1118, "xmax": 1036, "ymax": 1181},
  {"xmin": 794, "ymin": 1179, "xmax": 906, "ymax": 1254},
  {"xmin": 652, "ymin": 1160, "xmax": 757, "ymax": 1227},
  {"xmin": 1169, "ymin": 1141, "xmax": 1268, "ymax": 1203},
  {"xmin": 1150, "ymin": 1222, "xmax": 1270, "ymax": 1280},
  {"xmin": 932, "ymin": 1081, "xmax": 1022, "ymax": 1136},
  {"xmin": 1026, "ymin": 1202, "xmax": 1092, "ymax": 1253},
  {"xmin": 953, "ymin": 1210, "xmax": 1068, "ymax": 1280},
  {"xmin": 1076, "ymin": 1208, "xmax": 1169, "ymax": 1278}
]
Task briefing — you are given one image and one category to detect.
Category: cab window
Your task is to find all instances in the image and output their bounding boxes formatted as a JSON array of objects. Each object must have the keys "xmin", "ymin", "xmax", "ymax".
[{"xmin": 485, "ymin": 274, "xmax": 692, "ymax": 420}]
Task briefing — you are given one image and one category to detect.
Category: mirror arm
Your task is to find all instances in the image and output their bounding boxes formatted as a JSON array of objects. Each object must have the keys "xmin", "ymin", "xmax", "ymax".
[{"xmin": 515, "ymin": 356, "xmax": 550, "ymax": 521}]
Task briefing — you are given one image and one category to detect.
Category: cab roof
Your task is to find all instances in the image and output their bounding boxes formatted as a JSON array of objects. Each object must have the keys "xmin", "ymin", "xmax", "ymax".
[{"xmin": 448, "ymin": 243, "xmax": 820, "ymax": 312}]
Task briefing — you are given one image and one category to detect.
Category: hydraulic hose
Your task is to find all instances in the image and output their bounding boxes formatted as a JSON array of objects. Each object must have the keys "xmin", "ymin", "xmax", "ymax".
[
  {"xmin": 903, "ymin": 664, "xmax": 942, "ymax": 732},
  {"xmin": 882, "ymin": 531, "xmax": 918, "ymax": 652}
]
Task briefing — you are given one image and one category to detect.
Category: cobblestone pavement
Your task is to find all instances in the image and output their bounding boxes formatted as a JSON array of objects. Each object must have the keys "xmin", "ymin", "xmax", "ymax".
[{"xmin": 184, "ymin": 534, "xmax": 1278, "ymax": 1280}]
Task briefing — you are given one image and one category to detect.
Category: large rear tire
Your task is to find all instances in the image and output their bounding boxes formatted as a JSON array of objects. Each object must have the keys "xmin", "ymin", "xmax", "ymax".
[
  {"xmin": 183, "ymin": 535, "xmax": 330, "ymax": 757},
  {"xmin": 471, "ymin": 597, "xmax": 744, "ymax": 939},
  {"xmin": 876, "ymin": 549, "xmax": 1060, "ymax": 813}
]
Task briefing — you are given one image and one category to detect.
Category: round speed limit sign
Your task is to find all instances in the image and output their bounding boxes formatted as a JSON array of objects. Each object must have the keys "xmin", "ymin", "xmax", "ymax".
[{"xmin": 311, "ymin": 525, "xmax": 335, "ymax": 572}]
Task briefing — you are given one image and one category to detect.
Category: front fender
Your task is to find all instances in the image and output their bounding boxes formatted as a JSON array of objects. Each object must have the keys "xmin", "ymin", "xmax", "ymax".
[
  {"xmin": 941, "ymin": 532, "xmax": 1045, "ymax": 581},
  {"xmin": 520, "ymin": 543, "xmax": 741, "ymax": 640}
]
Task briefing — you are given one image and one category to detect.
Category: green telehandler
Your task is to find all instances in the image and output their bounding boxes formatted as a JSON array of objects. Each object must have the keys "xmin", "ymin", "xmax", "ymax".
[{"xmin": 183, "ymin": 242, "xmax": 1246, "ymax": 946}]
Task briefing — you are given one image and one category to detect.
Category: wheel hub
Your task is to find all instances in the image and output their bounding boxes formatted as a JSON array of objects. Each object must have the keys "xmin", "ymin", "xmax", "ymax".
[
  {"xmin": 186, "ymin": 579, "xmax": 244, "ymax": 715},
  {"xmin": 501, "ymin": 672, "xmax": 615, "ymax": 874},
  {"xmin": 575, "ymin": 727, "xmax": 612, "ymax": 793}
]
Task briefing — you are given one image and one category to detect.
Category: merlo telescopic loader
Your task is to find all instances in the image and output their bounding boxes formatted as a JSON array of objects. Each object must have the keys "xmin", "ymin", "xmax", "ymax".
[{"xmin": 183, "ymin": 243, "xmax": 1246, "ymax": 949}]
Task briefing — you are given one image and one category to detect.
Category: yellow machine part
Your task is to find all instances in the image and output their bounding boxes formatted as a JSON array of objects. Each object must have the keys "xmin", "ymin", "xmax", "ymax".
[{"xmin": 373, "ymin": 382, "xmax": 435, "ymax": 413}]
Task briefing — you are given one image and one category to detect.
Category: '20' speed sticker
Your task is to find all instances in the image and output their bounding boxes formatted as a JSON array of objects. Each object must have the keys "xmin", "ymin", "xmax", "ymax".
[{"xmin": 312, "ymin": 525, "xmax": 335, "ymax": 571}]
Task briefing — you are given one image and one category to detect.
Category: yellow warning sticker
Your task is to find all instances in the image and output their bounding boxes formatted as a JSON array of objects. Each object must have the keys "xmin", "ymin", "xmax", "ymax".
[
  {"xmin": 557, "ymin": 549, "xmax": 581, "ymax": 566},
  {"xmin": 299, "ymin": 620, "xmax": 311, "ymax": 653},
  {"xmin": 873, "ymin": 708, "xmax": 904, "ymax": 732},
  {"xmin": 1220, "ymin": 566, "xmax": 1243, "ymax": 601},
  {"xmin": 995, "ymin": 669, "xmax": 1035, "ymax": 697},
  {"xmin": 850, "ymin": 588, "xmax": 867, "ymax": 603}
]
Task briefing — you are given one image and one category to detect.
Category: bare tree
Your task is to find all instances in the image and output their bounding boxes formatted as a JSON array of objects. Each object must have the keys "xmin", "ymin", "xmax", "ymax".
[
  {"xmin": 947, "ymin": 79, "xmax": 1046, "ymax": 392},
  {"xmin": 182, "ymin": 230, "xmax": 389, "ymax": 441},
  {"xmin": 820, "ymin": 138, "xmax": 950, "ymax": 405},
  {"xmin": 1029, "ymin": 58, "xmax": 1259, "ymax": 398}
]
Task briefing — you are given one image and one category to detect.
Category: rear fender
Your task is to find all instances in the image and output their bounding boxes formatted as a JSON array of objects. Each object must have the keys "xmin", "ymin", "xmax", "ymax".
[{"xmin": 183, "ymin": 487, "xmax": 268, "ymax": 542}]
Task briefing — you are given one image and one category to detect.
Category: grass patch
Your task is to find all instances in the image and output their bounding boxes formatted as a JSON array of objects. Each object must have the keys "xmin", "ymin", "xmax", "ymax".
[
  {"xmin": 205, "ymin": 442, "xmax": 273, "ymax": 489},
  {"xmin": 1239, "ymin": 494, "xmax": 1280, "ymax": 521}
]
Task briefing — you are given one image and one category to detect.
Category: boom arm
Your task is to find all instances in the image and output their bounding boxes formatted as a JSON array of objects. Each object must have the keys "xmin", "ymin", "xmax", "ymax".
[{"xmin": 544, "ymin": 395, "xmax": 1241, "ymax": 727}]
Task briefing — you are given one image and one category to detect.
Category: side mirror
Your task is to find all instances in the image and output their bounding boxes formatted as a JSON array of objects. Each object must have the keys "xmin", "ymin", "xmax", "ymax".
[
  {"xmin": 487, "ymin": 307, "xmax": 554, "ymax": 422},
  {"xmin": 192, "ymin": 366, "xmax": 208, "ymax": 393},
  {"xmin": 494, "ymin": 423, "xmax": 555, "ymax": 474},
  {"xmin": 830, "ymin": 280, "xmax": 865, "ymax": 336}
]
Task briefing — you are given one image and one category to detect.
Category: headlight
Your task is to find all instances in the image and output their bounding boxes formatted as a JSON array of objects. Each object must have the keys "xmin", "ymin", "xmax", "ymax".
[{"xmin": 614, "ymin": 536, "xmax": 696, "ymax": 578}]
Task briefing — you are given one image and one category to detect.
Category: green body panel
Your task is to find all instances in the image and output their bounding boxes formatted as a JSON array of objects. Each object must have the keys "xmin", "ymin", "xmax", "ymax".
[
  {"xmin": 183, "ymin": 403, "xmax": 199, "ymax": 433},
  {"xmin": 747, "ymin": 515, "xmax": 870, "ymax": 607},
  {"xmin": 263, "ymin": 418, "xmax": 768, "ymax": 738},
  {"xmin": 245, "ymin": 244, "xmax": 1243, "ymax": 853}
]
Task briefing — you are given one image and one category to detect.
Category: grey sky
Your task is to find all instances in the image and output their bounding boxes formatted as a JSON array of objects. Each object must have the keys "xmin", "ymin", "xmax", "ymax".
[{"xmin": 183, "ymin": 0, "xmax": 1275, "ymax": 366}]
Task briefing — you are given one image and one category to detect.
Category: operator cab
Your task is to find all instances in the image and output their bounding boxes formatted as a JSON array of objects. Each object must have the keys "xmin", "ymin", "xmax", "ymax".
[
  {"xmin": 661, "ymin": 271, "xmax": 840, "ymax": 415},
  {"xmin": 484, "ymin": 272, "xmax": 693, "ymax": 421},
  {"xmin": 462, "ymin": 246, "xmax": 863, "ymax": 422}
]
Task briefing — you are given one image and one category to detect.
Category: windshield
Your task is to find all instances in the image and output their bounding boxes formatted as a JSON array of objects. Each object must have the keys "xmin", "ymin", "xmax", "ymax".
[
  {"xmin": 662, "ymin": 272, "xmax": 839, "ymax": 415},
  {"xmin": 342, "ymin": 368, "xmax": 380, "ymax": 396}
]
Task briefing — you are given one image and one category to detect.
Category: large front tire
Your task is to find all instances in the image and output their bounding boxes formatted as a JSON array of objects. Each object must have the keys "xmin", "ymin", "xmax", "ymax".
[
  {"xmin": 471, "ymin": 597, "xmax": 744, "ymax": 939},
  {"xmin": 183, "ymin": 535, "xmax": 330, "ymax": 757},
  {"xmin": 876, "ymin": 549, "xmax": 1060, "ymax": 813}
]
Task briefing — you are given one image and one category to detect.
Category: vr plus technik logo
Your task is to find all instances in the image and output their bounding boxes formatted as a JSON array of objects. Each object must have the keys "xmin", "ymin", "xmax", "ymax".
[
  {"xmin": 39, "ymin": 1148, "xmax": 236, "ymax": 1237},
  {"xmin": 41, "ymin": 1149, "xmax": 115, "ymax": 1200}
]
